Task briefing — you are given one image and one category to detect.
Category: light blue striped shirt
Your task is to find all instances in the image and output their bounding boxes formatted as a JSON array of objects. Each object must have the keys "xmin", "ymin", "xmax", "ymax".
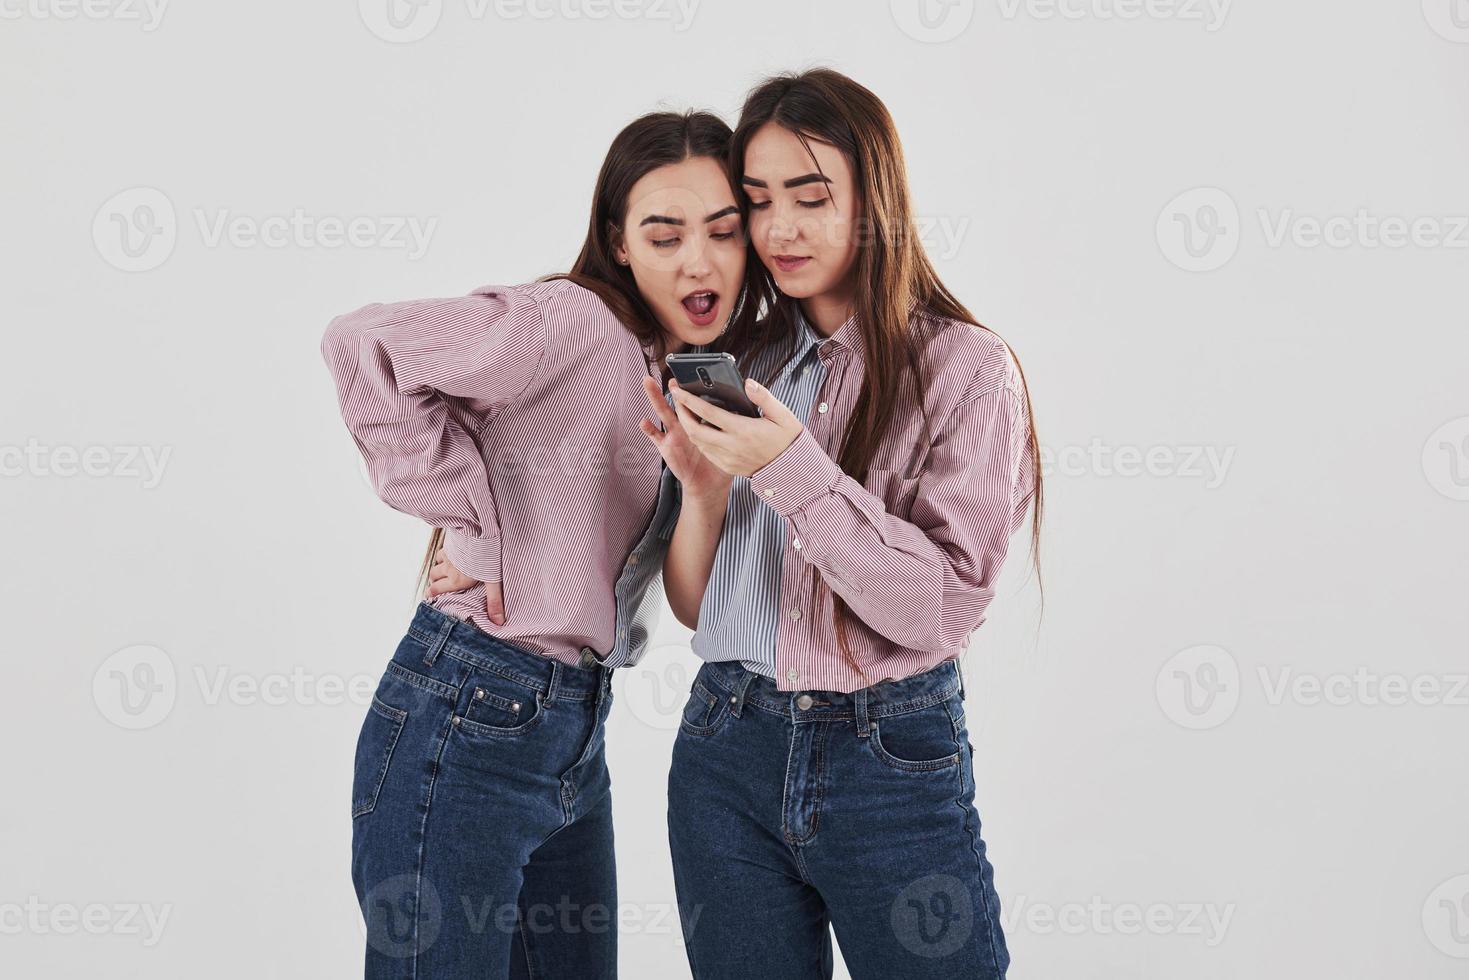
[{"xmin": 690, "ymin": 311, "xmax": 829, "ymax": 678}]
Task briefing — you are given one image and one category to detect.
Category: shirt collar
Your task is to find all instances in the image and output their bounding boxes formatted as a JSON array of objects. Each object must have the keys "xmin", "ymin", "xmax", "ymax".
[
  {"xmin": 777, "ymin": 309, "xmax": 823, "ymax": 377},
  {"xmin": 798, "ymin": 306, "xmax": 862, "ymax": 364}
]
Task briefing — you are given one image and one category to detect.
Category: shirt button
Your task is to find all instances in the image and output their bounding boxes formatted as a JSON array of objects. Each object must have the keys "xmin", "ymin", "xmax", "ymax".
[
  {"xmin": 789, "ymin": 609, "xmax": 801, "ymax": 620},
  {"xmin": 817, "ymin": 402, "xmax": 828, "ymax": 414},
  {"xmin": 786, "ymin": 667, "xmax": 800, "ymax": 682},
  {"xmin": 796, "ymin": 694, "xmax": 813, "ymax": 710},
  {"xmin": 628, "ymin": 554, "xmax": 640, "ymax": 565},
  {"xmin": 792, "ymin": 537, "xmax": 801, "ymax": 550},
  {"xmin": 763, "ymin": 488, "xmax": 774, "ymax": 497}
]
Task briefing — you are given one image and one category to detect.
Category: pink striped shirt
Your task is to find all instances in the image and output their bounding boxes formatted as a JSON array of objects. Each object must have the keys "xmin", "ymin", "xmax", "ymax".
[
  {"xmin": 320, "ymin": 280, "xmax": 679, "ymax": 668},
  {"xmin": 744, "ymin": 308, "xmax": 1037, "ymax": 693}
]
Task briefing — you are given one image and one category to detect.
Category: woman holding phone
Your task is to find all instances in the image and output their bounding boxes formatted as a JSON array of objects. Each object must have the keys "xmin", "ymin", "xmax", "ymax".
[
  {"xmin": 642, "ymin": 70, "xmax": 1043, "ymax": 979},
  {"xmin": 321, "ymin": 110, "xmax": 753, "ymax": 978}
]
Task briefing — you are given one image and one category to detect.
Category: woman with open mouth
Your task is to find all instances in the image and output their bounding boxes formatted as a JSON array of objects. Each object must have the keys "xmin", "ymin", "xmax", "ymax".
[
  {"xmin": 650, "ymin": 69, "xmax": 1045, "ymax": 979},
  {"xmin": 321, "ymin": 109, "xmax": 753, "ymax": 978}
]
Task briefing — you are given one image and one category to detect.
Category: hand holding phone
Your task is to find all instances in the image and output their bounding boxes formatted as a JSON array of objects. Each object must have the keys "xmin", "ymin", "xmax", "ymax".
[{"xmin": 664, "ymin": 352, "xmax": 762, "ymax": 419}]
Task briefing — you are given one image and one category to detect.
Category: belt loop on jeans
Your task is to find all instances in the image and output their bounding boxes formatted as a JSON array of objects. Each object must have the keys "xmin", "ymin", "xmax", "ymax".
[
  {"xmin": 955, "ymin": 658, "xmax": 966, "ymax": 700},
  {"xmin": 855, "ymin": 686, "xmax": 871, "ymax": 738},
  {"xmin": 729, "ymin": 668, "xmax": 757, "ymax": 719},
  {"xmin": 421, "ymin": 614, "xmax": 454, "ymax": 668},
  {"xmin": 544, "ymin": 662, "xmax": 561, "ymax": 705}
]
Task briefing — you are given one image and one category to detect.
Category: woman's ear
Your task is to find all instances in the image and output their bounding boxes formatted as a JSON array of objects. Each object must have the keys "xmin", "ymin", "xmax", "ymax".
[{"xmin": 610, "ymin": 225, "xmax": 629, "ymax": 266}]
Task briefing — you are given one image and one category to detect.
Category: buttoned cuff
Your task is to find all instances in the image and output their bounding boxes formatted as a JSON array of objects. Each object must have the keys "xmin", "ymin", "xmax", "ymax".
[
  {"xmin": 748, "ymin": 427, "xmax": 842, "ymax": 517},
  {"xmin": 443, "ymin": 529, "xmax": 502, "ymax": 584}
]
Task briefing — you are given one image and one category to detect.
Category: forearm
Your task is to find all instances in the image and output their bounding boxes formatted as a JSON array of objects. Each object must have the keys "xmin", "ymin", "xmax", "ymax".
[
  {"xmin": 750, "ymin": 389, "xmax": 1031, "ymax": 652},
  {"xmin": 663, "ymin": 484, "xmax": 730, "ymax": 630}
]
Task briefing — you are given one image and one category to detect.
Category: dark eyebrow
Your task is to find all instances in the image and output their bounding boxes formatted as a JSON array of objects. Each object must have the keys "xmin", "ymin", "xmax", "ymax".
[
  {"xmin": 640, "ymin": 204, "xmax": 741, "ymax": 227},
  {"xmin": 784, "ymin": 174, "xmax": 832, "ymax": 189},
  {"xmin": 741, "ymin": 174, "xmax": 832, "ymax": 190}
]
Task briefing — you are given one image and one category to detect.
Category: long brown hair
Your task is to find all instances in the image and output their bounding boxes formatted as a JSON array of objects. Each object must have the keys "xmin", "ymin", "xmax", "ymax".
[
  {"xmin": 416, "ymin": 110, "xmax": 758, "ymax": 598},
  {"xmin": 713, "ymin": 69, "xmax": 1045, "ymax": 683}
]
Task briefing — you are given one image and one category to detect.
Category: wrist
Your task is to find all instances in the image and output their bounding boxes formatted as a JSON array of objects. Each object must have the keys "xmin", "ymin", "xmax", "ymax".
[{"xmin": 685, "ymin": 476, "xmax": 732, "ymax": 510}]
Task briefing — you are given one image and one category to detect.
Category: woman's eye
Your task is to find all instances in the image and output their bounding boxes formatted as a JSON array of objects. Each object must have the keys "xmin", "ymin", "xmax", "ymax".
[
  {"xmin": 797, "ymin": 199, "xmax": 827, "ymax": 209},
  {"xmin": 748, "ymin": 200, "xmax": 772, "ymax": 211},
  {"xmin": 711, "ymin": 231, "xmax": 736, "ymax": 241},
  {"xmin": 651, "ymin": 237, "xmax": 679, "ymax": 249}
]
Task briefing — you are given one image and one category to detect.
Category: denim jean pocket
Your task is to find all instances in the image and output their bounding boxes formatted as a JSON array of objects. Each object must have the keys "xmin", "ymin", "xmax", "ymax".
[
  {"xmin": 679, "ymin": 681, "xmax": 731, "ymax": 737},
  {"xmin": 866, "ymin": 698, "xmax": 962, "ymax": 773},
  {"xmin": 351, "ymin": 695, "xmax": 408, "ymax": 818},
  {"xmin": 451, "ymin": 669, "xmax": 546, "ymax": 738}
]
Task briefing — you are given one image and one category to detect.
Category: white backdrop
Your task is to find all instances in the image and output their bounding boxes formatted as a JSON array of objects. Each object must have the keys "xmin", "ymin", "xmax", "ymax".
[{"xmin": 3, "ymin": 1, "xmax": 1467, "ymax": 977}]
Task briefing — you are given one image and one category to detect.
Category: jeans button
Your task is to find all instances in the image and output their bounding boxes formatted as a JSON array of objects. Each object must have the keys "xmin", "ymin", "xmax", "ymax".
[{"xmin": 795, "ymin": 694, "xmax": 813, "ymax": 710}]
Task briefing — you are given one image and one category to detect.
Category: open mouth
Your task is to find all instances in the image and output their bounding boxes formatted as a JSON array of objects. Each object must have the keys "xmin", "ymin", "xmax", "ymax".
[
  {"xmin": 773, "ymin": 254, "xmax": 811, "ymax": 273},
  {"xmin": 681, "ymin": 290, "xmax": 720, "ymax": 326}
]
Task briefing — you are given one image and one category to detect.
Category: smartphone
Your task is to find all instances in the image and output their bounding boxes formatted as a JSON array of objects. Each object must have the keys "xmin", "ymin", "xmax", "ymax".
[{"xmin": 664, "ymin": 352, "xmax": 762, "ymax": 418}]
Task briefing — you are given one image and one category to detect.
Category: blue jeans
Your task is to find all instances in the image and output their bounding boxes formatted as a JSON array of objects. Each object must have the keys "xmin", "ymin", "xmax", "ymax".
[
  {"xmin": 350, "ymin": 602, "xmax": 617, "ymax": 978},
  {"xmin": 667, "ymin": 659, "xmax": 1010, "ymax": 979}
]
